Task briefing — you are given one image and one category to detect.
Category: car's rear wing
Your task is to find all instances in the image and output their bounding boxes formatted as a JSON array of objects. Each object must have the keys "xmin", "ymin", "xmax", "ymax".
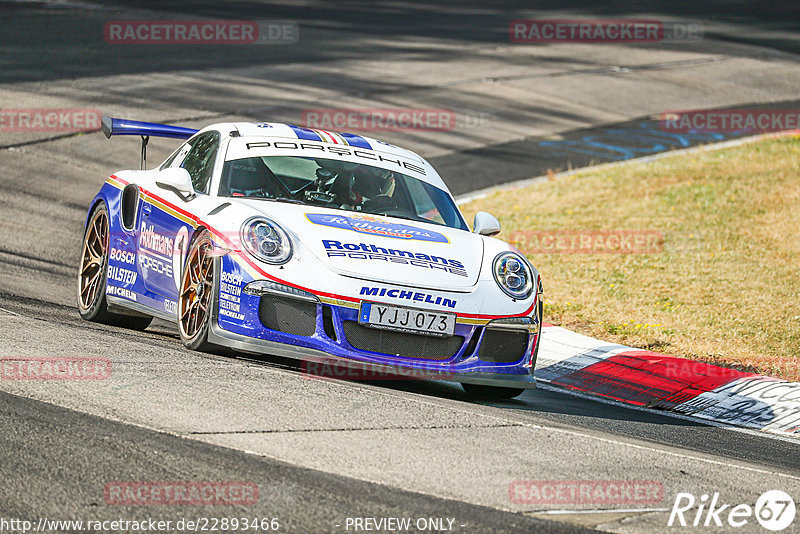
[{"xmin": 101, "ymin": 116, "xmax": 199, "ymax": 169}]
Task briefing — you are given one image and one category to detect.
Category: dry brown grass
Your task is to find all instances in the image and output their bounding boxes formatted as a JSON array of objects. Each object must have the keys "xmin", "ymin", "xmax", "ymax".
[{"xmin": 460, "ymin": 135, "xmax": 800, "ymax": 380}]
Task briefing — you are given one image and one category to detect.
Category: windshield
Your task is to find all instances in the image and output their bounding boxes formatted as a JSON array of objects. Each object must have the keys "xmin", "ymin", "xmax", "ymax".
[{"xmin": 219, "ymin": 155, "xmax": 468, "ymax": 230}]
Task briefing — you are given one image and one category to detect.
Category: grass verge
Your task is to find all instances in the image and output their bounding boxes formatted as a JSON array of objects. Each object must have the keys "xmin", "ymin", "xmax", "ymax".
[{"xmin": 460, "ymin": 135, "xmax": 800, "ymax": 381}]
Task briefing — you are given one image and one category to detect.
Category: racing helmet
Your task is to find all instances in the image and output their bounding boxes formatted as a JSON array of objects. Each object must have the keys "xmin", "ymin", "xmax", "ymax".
[{"xmin": 350, "ymin": 165, "xmax": 395, "ymax": 202}]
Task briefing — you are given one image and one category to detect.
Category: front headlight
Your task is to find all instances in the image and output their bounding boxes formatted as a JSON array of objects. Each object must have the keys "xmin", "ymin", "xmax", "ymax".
[
  {"xmin": 493, "ymin": 252, "xmax": 533, "ymax": 300},
  {"xmin": 240, "ymin": 217, "xmax": 292, "ymax": 264}
]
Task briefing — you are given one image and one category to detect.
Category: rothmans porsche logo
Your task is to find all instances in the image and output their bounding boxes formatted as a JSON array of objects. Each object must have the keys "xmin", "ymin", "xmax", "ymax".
[
  {"xmin": 306, "ymin": 213, "xmax": 449, "ymax": 243},
  {"xmin": 323, "ymin": 240, "xmax": 467, "ymax": 277}
]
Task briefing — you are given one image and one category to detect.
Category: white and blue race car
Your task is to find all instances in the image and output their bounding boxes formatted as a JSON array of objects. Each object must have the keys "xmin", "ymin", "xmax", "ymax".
[{"xmin": 78, "ymin": 117, "xmax": 542, "ymax": 399}]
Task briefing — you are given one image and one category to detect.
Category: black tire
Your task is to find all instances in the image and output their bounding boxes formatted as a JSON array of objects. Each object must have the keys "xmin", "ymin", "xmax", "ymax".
[
  {"xmin": 531, "ymin": 299, "xmax": 543, "ymax": 367},
  {"xmin": 77, "ymin": 203, "xmax": 152, "ymax": 330},
  {"xmin": 177, "ymin": 229, "xmax": 216, "ymax": 352},
  {"xmin": 461, "ymin": 383, "xmax": 526, "ymax": 400}
]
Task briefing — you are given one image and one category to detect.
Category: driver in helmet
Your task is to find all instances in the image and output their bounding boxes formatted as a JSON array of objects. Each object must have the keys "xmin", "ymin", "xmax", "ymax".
[{"xmin": 349, "ymin": 165, "xmax": 396, "ymax": 210}]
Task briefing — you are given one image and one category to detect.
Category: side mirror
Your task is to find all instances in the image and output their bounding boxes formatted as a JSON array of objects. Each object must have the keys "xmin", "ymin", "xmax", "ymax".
[
  {"xmin": 155, "ymin": 167, "xmax": 194, "ymax": 198},
  {"xmin": 473, "ymin": 211, "xmax": 501, "ymax": 236}
]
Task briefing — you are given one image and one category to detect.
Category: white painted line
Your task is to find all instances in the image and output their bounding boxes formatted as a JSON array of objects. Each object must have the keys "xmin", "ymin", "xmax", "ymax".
[
  {"xmin": 517, "ymin": 414, "xmax": 800, "ymax": 481},
  {"xmin": 223, "ymin": 370, "xmax": 800, "ymax": 480},
  {"xmin": 536, "ymin": 382, "xmax": 800, "ymax": 445}
]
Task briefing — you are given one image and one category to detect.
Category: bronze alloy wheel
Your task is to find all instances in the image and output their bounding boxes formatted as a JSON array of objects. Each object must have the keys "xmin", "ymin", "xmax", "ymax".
[
  {"xmin": 178, "ymin": 231, "xmax": 214, "ymax": 348},
  {"xmin": 77, "ymin": 204, "xmax": 152, "ymax": 330},
  {"xmin": 78, "ymin": 207, "xmax": 110, "ymax": 312}
]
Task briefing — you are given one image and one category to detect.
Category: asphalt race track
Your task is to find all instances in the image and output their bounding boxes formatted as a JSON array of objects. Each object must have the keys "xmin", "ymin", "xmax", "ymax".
[{"xmin": 1, "ymin": 1, "xmax": 799, "ymax": 532}]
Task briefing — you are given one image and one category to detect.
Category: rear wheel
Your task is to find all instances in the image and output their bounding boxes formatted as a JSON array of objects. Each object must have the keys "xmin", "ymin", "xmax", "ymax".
[
  {"xmin": 461, "ymin": 383, "xmax": 525, "ymax": 400},
  {"xmin": 77, "ymin": 204, "xmax": 152, "ymax": 330},
  {"xmin": 178, "ymin": 229, "xmax": 216, "ymax": 351}
]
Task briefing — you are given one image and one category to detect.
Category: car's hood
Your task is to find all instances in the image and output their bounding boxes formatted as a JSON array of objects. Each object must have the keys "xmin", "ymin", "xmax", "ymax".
[{"xmin": 232, "ymin": 200, "xmax": 483, "ymax": 291}]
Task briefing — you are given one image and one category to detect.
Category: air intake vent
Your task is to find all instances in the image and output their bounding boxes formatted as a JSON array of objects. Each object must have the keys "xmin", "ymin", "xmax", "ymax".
[
  {"xmin": 478, "ymin": 329, "xmax": 528, "ymax": 363},
  {"xmin": 258, "ymin": 295, "xmax": 317, "ymax": 337},
  {"xmin": 322, "ymin": 305, "xmax": 337, "ymax": 341},
  {"xmin": 342, "ymin": 321, "xmax": 463, "ymax": 361}
]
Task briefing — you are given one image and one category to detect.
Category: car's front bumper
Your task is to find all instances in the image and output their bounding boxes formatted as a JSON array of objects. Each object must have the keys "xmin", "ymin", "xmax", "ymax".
[
  {"xmin": 211, "ymin": 257, "xmax": 540, "ymax": 389},
  {"xmin": 207, "ymin": 318, "xmax": 537, "ymax": 388}
]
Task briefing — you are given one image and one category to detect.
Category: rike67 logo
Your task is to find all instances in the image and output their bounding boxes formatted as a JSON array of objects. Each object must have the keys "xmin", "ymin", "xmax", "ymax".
[{"xmin": 668, "ymin": 490, "xmax": 795, "ymax": 531}]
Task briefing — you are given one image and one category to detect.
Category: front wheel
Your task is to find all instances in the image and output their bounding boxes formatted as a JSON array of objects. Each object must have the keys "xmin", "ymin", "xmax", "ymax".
[
  {"xmin": 178, "ymin": 229, "xmax": 216, "ymax": 351},
  {"xmin": 461, "ymin": 383, "xmax": 526, "ymax": 400}
]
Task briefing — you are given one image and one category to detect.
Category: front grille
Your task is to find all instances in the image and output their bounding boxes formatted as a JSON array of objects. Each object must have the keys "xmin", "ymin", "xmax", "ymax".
[
  {"xmin": 258, "ymin": 295, "xmax": 317, "ymax": 337},
  {"xmin": 342, "ymin": 321, "xmax": 463, "ymax": 361},
  {"xmin": 478, "ymin": 329, "xmax": 529, "ymax": 363}
]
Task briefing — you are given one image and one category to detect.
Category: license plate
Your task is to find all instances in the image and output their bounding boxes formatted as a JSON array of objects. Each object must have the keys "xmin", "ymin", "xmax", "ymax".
[{"xmin": 359, "ymin": 302, "xmax": 456, "ymax": 337}]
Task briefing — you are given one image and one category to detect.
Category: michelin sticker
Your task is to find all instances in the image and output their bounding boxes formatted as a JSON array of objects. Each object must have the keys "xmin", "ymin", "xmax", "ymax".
[
  {"xmin": 106, "ymin": 285, "xmax": 136, "ymax": 301},
  {"xmin": 306, "ymin": 213, "xmax": 448, "ymax": 243}
]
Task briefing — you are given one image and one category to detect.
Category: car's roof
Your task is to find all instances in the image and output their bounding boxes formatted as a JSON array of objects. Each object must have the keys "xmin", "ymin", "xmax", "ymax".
[{"xmin": 198, "ymin": 122, "xmax": 449, "ymax": 191}]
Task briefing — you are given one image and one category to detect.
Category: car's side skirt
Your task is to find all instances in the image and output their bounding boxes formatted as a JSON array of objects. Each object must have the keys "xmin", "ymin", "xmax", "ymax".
[{"xmin": 107, "ymin": 295, "xmax": 175, "ymax": 322}]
